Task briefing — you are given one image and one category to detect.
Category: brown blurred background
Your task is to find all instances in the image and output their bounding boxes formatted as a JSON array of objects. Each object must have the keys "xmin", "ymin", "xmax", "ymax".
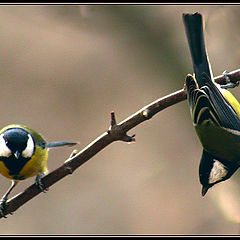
[{"xmin": 0, "ymin": 4, "xmax": 240, "ymax": 235}]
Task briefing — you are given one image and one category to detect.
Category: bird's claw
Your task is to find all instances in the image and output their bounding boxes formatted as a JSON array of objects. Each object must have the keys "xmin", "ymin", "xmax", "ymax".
[
  {"xmin": 220, "ymin": 70, "xmax": 239, "ymax": 89},
  {"xmin": 0, "ymin": 198, "xmax": 8, "ymax": 218},
  {"xmin": 35, "ymin": 174, "xmax": 49, "ymax": 193}
]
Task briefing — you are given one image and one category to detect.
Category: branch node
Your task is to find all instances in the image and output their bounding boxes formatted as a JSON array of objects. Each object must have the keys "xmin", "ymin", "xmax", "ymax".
[
  {"xmin": 108, "ymin": 111, "xmax": 135, "ymax": 142},
  {"xmin": 65, "ymin": 165, "xmax": 74, "ymax": 174},
  {"xmin": 122, "ymin": 133, "xmax": 136, "ymax": 142},
  {"xmin": 142, "ymin": 109, "xmax": 151, "ymax": 119},
  {"xmin": 64, "ymin": 149, "xmax": 78, "ymax": 164},
  {"xmin": 69, "ymin": 149, "xmax": 78, "ymax": 158}
]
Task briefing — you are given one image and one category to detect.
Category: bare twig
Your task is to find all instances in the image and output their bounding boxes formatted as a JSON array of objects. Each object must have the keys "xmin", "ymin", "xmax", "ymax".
[{"xmin": 2, "ymin": 68, "xmax": 240, "ymax": 218}]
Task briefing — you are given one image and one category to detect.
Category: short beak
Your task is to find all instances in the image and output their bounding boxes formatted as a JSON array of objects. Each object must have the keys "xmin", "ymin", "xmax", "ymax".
[
  {"xmin": 14, "ymin": 151, "xmax": 21, "ymax": 159},
  {"xmin": 201, "ymin": 186, "xmax": 209, "ymax": 196}
]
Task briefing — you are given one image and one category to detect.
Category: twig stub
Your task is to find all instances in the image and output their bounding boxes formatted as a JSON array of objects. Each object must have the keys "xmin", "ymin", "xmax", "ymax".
[{"xmin": 108, "ymin": 111, "xmax": 135, "ymax": 142}]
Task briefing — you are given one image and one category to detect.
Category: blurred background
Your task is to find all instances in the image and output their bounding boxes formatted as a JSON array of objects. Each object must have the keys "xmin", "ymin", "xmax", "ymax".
[{"xmin": 0, "ymin": 4, "xmax": 240, "ymax": 235}]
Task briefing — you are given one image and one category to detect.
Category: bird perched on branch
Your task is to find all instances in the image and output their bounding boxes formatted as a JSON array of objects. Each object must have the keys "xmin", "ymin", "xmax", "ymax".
[
  {"xmin": 0, "ymin": 124, "xmax": 77, "ymax": 217},
  {"xmin": 183, "ymin": 12, "xmax": 240, "ymax": 196}
]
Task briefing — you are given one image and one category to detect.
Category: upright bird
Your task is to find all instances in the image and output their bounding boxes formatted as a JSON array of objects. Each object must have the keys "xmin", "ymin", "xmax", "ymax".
[
  {"xmin": 183, "ymin": 12, "xmax": 240, "ymax": 196},
  {"xmin": 0, "ymin": 124, "xmax": 77, "ymax": 217}
]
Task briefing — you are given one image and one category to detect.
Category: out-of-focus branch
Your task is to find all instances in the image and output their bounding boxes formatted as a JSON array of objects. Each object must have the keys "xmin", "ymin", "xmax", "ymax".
[{"xmin": 2, "ymin": 68, "xmax": 240, "ymax": 218}]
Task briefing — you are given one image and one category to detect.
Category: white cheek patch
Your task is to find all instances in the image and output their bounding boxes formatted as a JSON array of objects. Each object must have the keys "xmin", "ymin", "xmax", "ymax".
[
  {"xmin": 22, "ymin": 134, "xmax": 35, "ymax": 158},
  {"xmin": 209, "ymin": 160, "xmax": 228, "ymax": 184},
  {"xmin": 0, "ymin": 134, "xmax": 11, "ymax": 157}
]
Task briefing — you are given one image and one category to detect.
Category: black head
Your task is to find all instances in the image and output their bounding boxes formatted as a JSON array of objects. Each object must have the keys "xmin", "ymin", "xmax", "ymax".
[
  {"xmin": 199, "ymin": 150, "xmax": 239, "ymax": 196},
  {"xmin": 0, "ymin": 127, "xmax": 35, "ymax": 159}
]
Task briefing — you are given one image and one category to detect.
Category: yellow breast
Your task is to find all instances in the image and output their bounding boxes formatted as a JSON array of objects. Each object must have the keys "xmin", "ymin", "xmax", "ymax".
[{"xmin": 0, "ymin": 145, "xmax": 48, "ymax": 180}]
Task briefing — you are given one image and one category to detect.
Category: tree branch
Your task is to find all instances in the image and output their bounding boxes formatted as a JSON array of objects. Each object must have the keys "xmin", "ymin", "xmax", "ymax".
[{"xmin": 2, "ymin": 68, "xmax": 240, "ymax": 218}]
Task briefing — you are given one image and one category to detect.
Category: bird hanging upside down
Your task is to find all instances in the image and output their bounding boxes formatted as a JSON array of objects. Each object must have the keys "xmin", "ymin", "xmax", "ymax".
[{"xmin": 183, "ymin": 12, "xmax": 240, "ymax": 196}]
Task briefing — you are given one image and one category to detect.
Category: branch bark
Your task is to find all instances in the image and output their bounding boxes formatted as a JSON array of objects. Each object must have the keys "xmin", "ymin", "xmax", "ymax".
[{"xmin": 2, "ymin": 68, "xmax": 240, "ymax": 218}]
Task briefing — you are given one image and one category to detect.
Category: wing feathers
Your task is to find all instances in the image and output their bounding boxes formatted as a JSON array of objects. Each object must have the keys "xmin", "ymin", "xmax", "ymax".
[{"xmin": 186, "ymin": 74, "xmax": 240, "ymax": 130}]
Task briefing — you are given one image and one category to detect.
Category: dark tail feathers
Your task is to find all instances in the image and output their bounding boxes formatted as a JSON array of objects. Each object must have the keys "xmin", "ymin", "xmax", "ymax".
[
  {"xmin": 183, "ymin": 12, "xmax": 213, "ymax": 87},
  {"xmin": 46, "ymin": 141, "xmax": 78, "ymax": 149}
]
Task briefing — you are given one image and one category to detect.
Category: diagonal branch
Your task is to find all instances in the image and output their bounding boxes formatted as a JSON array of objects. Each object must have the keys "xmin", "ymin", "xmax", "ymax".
[{"xmin": 2, "ymin": 68, "xmax": 240, "ymax": 218}]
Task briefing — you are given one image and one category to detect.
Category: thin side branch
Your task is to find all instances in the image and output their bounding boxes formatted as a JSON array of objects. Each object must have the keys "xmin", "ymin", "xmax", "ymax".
[{"xmin": 2, "ymin": 68, "xmax": 240, "ymax": 218}]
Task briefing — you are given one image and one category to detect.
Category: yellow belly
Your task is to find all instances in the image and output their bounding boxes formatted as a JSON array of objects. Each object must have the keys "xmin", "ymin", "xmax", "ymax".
[{"xmin": 0, "ymin": 145, "xmax": 48, "ymax": 180}]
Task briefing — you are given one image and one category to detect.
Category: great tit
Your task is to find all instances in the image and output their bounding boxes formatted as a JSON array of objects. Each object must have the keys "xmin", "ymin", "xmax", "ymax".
[
  {"xmin": 0, "ymin": 124, "xmax": 77, "ymax": 217},
  {"xmin": 183, "ymin": 13, "xmax": 240, "ymax": 196}
]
